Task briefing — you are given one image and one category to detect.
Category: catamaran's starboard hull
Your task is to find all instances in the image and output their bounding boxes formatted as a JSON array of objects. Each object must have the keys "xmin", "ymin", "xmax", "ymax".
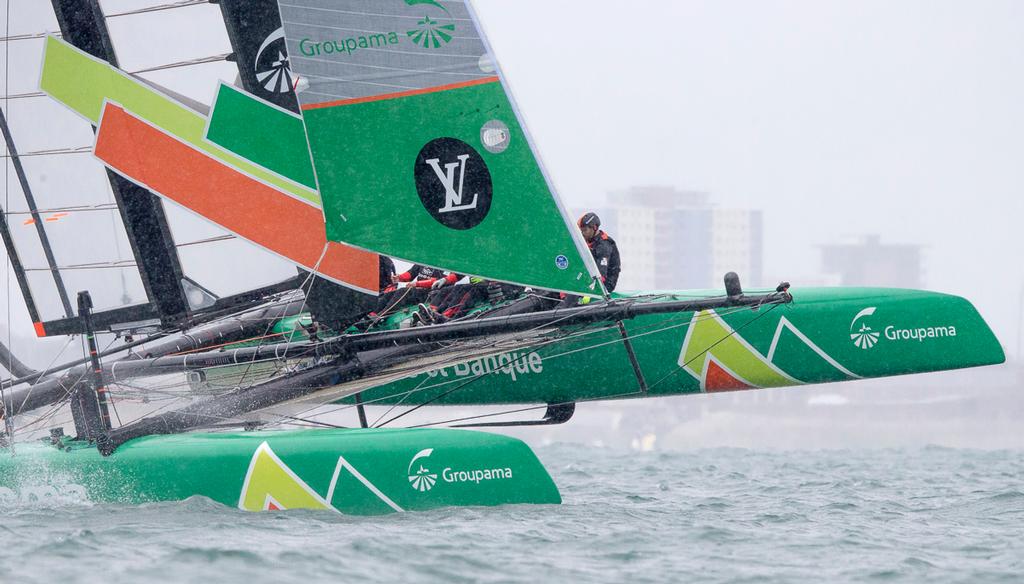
[
  {"xmin": 350, "ymin": 287, "xmax": 1005, "ymax": 406},
  {"xmin": 0, "ymin": 429, "xmax": 559, "ymax": 515}
]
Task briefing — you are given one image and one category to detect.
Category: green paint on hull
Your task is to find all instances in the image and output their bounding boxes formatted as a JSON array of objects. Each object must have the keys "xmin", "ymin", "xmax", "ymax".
[
  {"xmin": 0, "ymin": 287, "xmax": 1002, "ymax": 514},
  {"xmin": 768, "ymin": 316, "xmax": 856, "ymax": 384},
  {"xmin": 351, "ymin": 287, "xmax": 1005, "ymax": 406},
  {"xmin": 39, "ymin": 36, "xmax": 321, "ymax": 207},
  {"xmin": 304, "ymin": 81, "xmax": 596, "ymax": 295},
  {"xmin": 680, "ymin": 310, "xmax": 795, "ymax": 389},
  {"xmin": 0, "ymin": 429, "xmax": 559, "ymax": 515},
  {"xmin": 205, "ymin": 83, "xmax": 316, "ymax": 189}
]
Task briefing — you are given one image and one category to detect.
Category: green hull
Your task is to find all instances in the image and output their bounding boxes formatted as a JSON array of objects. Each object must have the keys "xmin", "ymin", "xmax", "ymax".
[
  {"xmin": 0, "ymin": 287, "xmax": 1002, "ymax": 515},
  {"xmin": 0, "ymin": 428, "xmax": 559, "ymax": 515},
  {"xmin": 354, "ymin": 287, "xmax": 1004, "ymax": 405}
]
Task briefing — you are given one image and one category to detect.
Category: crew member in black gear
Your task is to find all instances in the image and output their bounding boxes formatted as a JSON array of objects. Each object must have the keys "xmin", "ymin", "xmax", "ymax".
[{"xmin": 578, "ymin": 212, "xmax": 621, "ymax": 292}]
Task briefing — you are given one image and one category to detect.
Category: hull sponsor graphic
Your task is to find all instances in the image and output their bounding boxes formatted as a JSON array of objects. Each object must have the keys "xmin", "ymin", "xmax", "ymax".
[
  {"xmin": 426, "ymin": 350, "xmax": 543, "ymax": 383},
  {"xmin": 408, "ymin": 448, "xmax": 437, "ymax": 492},
  {"xmin": 239, "ymin": 442, "xmax": 518, "ymax": 511},
  {"xmin": 238, "ymin": 442, "xmax": 403, "ymax": 513},
  {"xmin": 406, "ymin": 448, "xmax": 513, "ymax": 491},
  {"xmin": 679, "ymin": 310, "xmax": 857, "ymax": 392},
  {"xmin": 850, "ymin": 307, "xmax": 880, "ymax": 349},
  {"xmin": 850, "ymin": 306, "xmax": 957, "ymax": 350}
]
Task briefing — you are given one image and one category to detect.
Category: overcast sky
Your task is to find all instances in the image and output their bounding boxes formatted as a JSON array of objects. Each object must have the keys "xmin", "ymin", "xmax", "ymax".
[
  {"xmin": 472, "ymin": 0, "xmax": 1024, "ymax": 356},
  {"xmin": 2, "ymin": 0, "xmax": 1023, "ymax": 361}
]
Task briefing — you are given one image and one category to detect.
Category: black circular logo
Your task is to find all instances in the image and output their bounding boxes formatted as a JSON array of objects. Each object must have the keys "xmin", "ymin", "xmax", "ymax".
[{"xmin": 414, "ymin": 138, "xmax": 493, "ymax": 230}]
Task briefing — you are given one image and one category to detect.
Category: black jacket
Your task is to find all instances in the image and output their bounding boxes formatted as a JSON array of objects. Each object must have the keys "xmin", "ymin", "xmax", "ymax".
[{"xmin": 589, "ymin": 231, "xmax": 621, "ymax": 292}]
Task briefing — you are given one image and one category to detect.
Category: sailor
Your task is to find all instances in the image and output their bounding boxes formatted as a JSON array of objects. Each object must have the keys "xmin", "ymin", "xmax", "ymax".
[
  {"xmin": 395, "ymin": 264, "xmax": 459, "ymax": 292},
  {"xmin": 379, "ymin": 256, "xmax": 397, "ymax": 294},
  {"xmin": 578, "ymin": 212, "xmax": 621, "ymax": 292}
]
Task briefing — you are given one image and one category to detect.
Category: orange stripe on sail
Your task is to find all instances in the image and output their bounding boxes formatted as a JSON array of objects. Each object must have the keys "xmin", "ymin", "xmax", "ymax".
[
  {"xmin": 301, "ymin": 76, "xmax": 500, "ymax": 111},
  {"xmin": 94, "ymin": 103, "xmax": 379, "ymax": 294}
]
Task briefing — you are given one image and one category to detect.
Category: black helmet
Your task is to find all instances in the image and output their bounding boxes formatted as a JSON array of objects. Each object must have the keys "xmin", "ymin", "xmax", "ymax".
[{"xmin": 577, "ymin": 212, "xmax": 601, "ymax": 229}]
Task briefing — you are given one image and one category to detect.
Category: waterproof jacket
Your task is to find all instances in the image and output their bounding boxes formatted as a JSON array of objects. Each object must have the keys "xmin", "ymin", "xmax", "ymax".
[{"xmin": 589, "ymin": 231, "xmax": 621, "ymax": 292}]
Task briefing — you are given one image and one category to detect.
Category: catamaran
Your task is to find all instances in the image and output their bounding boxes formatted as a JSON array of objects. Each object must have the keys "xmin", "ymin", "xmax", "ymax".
[{"xmin": 0, "ymin": 0, "xmax": 1004, "ymax": 514}]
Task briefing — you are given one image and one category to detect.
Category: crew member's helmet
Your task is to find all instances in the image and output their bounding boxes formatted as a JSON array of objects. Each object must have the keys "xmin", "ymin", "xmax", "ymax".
[{"xmin": 578, "ymin": 212, "xmax": 601, "ymax": 229}]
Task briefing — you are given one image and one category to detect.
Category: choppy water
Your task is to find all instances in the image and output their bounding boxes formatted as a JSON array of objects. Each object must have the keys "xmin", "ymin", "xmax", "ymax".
[{"xmin": 1, "ymin": 445, "xmax": 1021, "ymax": 584}]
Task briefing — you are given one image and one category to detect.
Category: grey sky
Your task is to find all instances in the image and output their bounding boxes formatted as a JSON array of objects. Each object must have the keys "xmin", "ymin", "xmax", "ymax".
[
  {"xmin": 2, "ymin": 0, "xmax": 1023, "ymax": 361},
  {"xmin": 473, "ymin": 0, "xmax": 1024, "ymax": 355}
]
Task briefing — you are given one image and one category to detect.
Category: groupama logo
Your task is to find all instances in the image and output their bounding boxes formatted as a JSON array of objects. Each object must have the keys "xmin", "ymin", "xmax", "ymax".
[
  {"xmin": 407, "ymin": 448, "xmax": 515, "ymax": 493},
  {"xmin": 408, "ymin": 448, "xmax": 438, "ymax": 492},
  {"xmin": 850, "ymin": 307, "xmax": 880, "ymax": 350},
  {"xmin": 405, "ymin": 0, "xmax": 456, "ymax": 48}
]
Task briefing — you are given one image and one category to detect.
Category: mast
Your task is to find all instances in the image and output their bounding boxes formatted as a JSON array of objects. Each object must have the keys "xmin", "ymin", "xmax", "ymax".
[
  {"xmin": 50, "ymin": 0, "xmax": 191, "ymax": 328},
  {"xmin": 0, "ymin": 108, "xmax": 73, "ymax": 318},
  {"xmin": 78, "ymin": 291, "xmax": 113, "ymax": 431},
  {"xmin": 68, "ymin": 292, "xmax": 108, "ymax": 441}
]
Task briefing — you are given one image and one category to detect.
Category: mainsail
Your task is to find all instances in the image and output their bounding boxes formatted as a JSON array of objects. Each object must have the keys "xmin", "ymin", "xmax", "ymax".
[{"xmin": 276, "ymin": 0, "xmax": 603, "ymax": 296}]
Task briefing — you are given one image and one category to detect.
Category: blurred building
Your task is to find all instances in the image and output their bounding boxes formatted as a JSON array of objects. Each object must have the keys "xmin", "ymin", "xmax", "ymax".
[
  {"xmin": 574, "ymin": 186, "xmax": 762, "ymax": 290},
  {"xmin": 819, "ymin": 235, "xmax": 923, "ymax": 288}
]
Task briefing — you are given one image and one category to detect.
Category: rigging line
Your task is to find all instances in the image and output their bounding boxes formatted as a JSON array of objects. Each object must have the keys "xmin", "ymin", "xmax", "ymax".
[
  {"xmin": 4, "ymin": 203, "xmax": 119, "ymax": 215},
  {"xmin": 23, "ymin": 262, "xmax": 138, "ymax": 272},
  {"xmin": 369, "ymin": 374, "xmax": 433, "ymax": 428},
  {"xmin": 647, "ymin": 302, "xmax": 785, "ymax": 393},
  {"xmin": 230, "ymin": 245, "xmax": 327, "ymax": 391},
  {"xmin": 9, "ymin": 397, "xmax": 71, "ymax": 435},
  {"xmin": 0, "ymin": 91, "xmax": 44, "ymax": 100},
  {"xmin": 406, "ymin": 312, "xmax": 790, "ymax": 430},
  {"xmin": 11, "ymin": 335, "xmax": 83, "ymax": 417},
  {"xmin": 272, "ymin": 414, "xmax": 346, "ymax": 430},
  {"xmin": 174, "ymin": 234, "xmax": 236, "ymax": 247},
  {"xmin": 2, "ymin": 0, "xmax": 13, "ymax": 448},
  {"xmin": 374, "ymin": 321, "xmax": 614, "ymax": 428},
  {"xmin": 0, "ymin": 108, "xmax": 73, "ymax": 316},
  {"xmin": 127, "ymin": 53, "xmax": 230, "ymax": 75},
  {"xmin": 373, "ymin": 305, "xmax": 766, "ymax": 429},
  {"xmin": 104, "ymin": 0, "xmax": 208, "ymax": 18},
  {"xmin": 408, "ymin": 404, "xmax": 559, "ymax": 429},
  {"xmin": 0, "ymin": 145, "xmax": 92, "ymax": 159},
  {"xmin": 294, "ymin": 303, "xmax": 707, "ymax": 424},
  {"xmin": 0, "ymin": 31, "xmax": 62, "ymax": 42},
  {"xmin": 408, "ymin": 390, "xmax": 649, "ymax": 429},
  {"xmin": 181, "ymin": 299, "xmax": 752, "ymax": 430},
  {"xmin": 299, "ymin": 301, "xmax": 750, "ymax": 421}
]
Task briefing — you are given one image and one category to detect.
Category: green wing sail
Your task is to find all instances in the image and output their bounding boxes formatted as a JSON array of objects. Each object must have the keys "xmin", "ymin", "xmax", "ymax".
[{"xmin": 276, "ymin": 0, "xmax": 601, "ymax": 295}]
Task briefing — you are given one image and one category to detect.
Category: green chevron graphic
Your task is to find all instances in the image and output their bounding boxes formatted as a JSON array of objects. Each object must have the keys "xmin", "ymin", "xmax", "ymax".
[{"xmin": 677, "ymin": 310, "xmax": 856, "ymax": 390}]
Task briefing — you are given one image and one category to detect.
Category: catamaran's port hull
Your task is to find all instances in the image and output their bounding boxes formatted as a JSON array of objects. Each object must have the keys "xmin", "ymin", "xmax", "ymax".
[
  {"xmin": 349, "ymin": 287, "xmax": 1005, "ymax": 406},
  {"xmin": 0, "ymin": 428, "xmax": 560, "ymax": 514}
]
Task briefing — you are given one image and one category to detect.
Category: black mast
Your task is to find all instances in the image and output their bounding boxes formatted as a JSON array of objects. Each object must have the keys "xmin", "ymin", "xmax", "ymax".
[
  {"xmin": 68, "ymin": 292, "xmax": 108, "ymax": 441},
  {"xmin": 78, "ymin": 291, "xmax": 113, "ymax": 431},
  {"xmin": 50, "ymin": 0, "xmax": 191, "ymax": 329},
  {"xmin": 0, "ymin": 108, "xmax": 74, "ymax": 318}
]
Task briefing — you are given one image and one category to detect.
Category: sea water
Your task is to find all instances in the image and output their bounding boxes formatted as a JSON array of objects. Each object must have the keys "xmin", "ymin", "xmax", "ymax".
[{"xmin": 0, "ymin": 446, "xmax": 1020, "ymax": 584}]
